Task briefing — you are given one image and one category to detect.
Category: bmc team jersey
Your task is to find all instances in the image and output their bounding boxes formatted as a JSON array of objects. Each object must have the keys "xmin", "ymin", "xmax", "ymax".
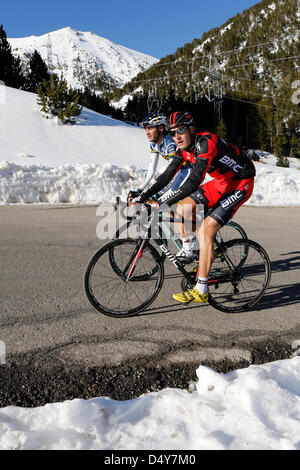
[
  {"xmin": 140, "ymin": 132, "xmax": 256, "ymax": 225},
  {"xmin": 140, "ymin": 134, "xmax": 177, "ymax": 191}
]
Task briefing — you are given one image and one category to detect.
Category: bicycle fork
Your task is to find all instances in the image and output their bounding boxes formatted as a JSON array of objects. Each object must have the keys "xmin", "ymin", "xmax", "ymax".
[{"xmin": 123, "ymin": 239, "xmax": 147, "ymax": 280}]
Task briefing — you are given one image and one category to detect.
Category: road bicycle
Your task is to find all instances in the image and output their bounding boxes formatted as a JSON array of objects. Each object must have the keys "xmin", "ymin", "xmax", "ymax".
[
  {"xmin": 84, "ymin": 203, "xmax": 271, "ymax": 317},
  {"xmin": 113, "ymin": 197, "xmax": 248, "ymax": 266}
]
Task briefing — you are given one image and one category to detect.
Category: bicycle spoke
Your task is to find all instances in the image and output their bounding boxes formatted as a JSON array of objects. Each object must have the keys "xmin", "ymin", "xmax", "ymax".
[
  {"xmin": 208, "ymin": 239, "xmax": 270, "ymax": 313},
  {"xmin": 90, "ymin": 276, "xmax": 121, "ymax": 290}
]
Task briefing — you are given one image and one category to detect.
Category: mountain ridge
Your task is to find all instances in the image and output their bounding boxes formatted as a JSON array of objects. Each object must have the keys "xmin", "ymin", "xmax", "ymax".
[{"xmin": 8, "ymin": 26, "xmax": 158, "ymax": 92}]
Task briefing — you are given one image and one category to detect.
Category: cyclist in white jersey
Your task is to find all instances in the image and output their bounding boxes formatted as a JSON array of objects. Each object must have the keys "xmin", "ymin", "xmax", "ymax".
[
  {"xmin": 142, "ymin": 113, "xmax": 177, "ymax": 191},
  {"xmin": 128, "ymin": 112, "xmax": 193, "ymax": 203}
]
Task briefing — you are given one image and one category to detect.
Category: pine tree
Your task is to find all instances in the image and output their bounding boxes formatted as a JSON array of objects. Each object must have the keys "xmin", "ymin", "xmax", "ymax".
[
  {"xmin": 25, "ymin": 50, "xmax": 49, "ymax": 92},
  {"xmin": 0, "ymin": 24, "xmax": 24, "ymax": 88},
  {"xmin": 37, "ymin": 74, "xmax": 82, "ymax": 124},
  {"xmin": 0, "ymin": 24, "xmax": 13, "ymax": 85},
  {"xmin": 287, "ymin": 116, "xmax": 300, "ymax": 158},
  {"xmin": 273, "ymin": 111, "xmax": 290, "ymax": 167},
  {"xmin": 289, "ymin": 134, "xmax": 300, "ymax": 159}
]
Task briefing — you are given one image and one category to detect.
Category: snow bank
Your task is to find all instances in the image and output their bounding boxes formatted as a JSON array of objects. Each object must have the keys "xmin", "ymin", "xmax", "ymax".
[
  {"xmin": 249, "ymin": 159, "xmax": 300, "ymax": 206},
  {"xmin": 0, "ymin": 157, "xmax": 299, "ymax": 206},
  {"xmin": 0, "ymin": 358, "xmax": 299, "ymax": 450},
  {"xmin": 0, "ymin": 160, "xmax": 144, "ymax": 205},
  {"xmin": 1, "ymin": 86, "xmax": 299, "ymax": 206}
]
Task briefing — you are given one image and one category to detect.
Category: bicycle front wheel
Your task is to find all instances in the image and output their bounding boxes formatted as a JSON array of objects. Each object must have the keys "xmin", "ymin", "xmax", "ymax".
[
  {"xmin": 84, "ymin": 239, "xmax": 164, "ymax": 317},
  {"xmin": 208, "ymin": 239, "xmax": 271, "ymax": 313},
  {"xmin": 113, "ymin": 219, "xmax": 167, "ymax": 279}
]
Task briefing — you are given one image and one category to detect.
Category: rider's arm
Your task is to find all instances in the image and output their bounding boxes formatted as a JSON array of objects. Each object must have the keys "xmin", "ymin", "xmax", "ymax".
[
  {"xmin": 140, "ymin": 155, "xmax": 183, "ymax": 202},
  {"xmin": 139, "ymin": 152, "xmax": 159, "ymax": 191},
  {"xmin": 156, "ymin": 136, "xmax": 215, "ymax": 207}
]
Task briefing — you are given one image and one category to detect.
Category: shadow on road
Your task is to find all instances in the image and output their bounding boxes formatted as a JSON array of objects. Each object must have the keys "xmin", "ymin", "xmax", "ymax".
[
  {"xmin": 271, "ymin": 252, "xmax": 300, "ymax": 273},
  {"xmin": 253, "ymin": 252, "xmax": 300, "ymax": 311},
  {"xmin": 140, "ymin": 254, "xmax": 300, "ymax": 317},
  {"xmin": 254, "ymin": 281, "xmax": 300, "ymax": 311},
  {"xmin": 141, "ymin": 302, "xmax": 203, "ymax": 317}
]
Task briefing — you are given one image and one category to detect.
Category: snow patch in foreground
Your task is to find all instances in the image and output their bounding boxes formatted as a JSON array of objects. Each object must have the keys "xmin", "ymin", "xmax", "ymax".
[{"xmin": 0, "ymin": 357, "xmax": 299, "ymax": 450}]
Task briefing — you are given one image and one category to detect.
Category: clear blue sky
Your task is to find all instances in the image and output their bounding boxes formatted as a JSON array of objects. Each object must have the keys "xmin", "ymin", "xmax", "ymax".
[{"xmin": 2, "ymin": 0, "xmax": 260, "ymax": 58}]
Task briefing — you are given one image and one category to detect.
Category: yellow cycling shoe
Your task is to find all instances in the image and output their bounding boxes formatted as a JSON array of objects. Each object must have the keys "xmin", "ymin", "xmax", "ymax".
[{"xmin": 173, "ymin": 288, "xmax": 209, "ymax": 304}]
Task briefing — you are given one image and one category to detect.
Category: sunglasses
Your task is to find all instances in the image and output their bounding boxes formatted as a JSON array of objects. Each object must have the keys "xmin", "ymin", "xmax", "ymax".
[{"xmin": 169, "ymin": 126, "xmax": 189, "ymax": 137}]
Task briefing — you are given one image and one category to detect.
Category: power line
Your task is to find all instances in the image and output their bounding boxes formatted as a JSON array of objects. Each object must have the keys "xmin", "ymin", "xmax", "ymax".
[
  {"xmin": 127, "ymin": 53, "xmax": 299, "ymax": 89},
  {"xmin": 140, "ymin": 35, "xmax": 297, "ymax": 71},
  {"xmin": 118, "ymin": 38, "xmax": 300, "ymax": 119},
  {"xmin": 221, "ymin": 76, "xmax": 294, "ymax": 102},
  {"xmin": 228, "ymin": 54, "xmax": 300, "ymax": 69},
  {"xmin": 223, "ymin": 94, "xmax": 300, "ymax": 115},
  {"xmin": 129, "ymin": 70, "xmax": 201, "ymax": 87},
  {"xmin": 221, "ymin": 73, "xmax": 268, "ymax": 85},
  {"xmin": 210, "ymin": 35, "xmax": 296, "ymax": 57},
  {"xmin": 127, "ymin": 52, "xmax": 299, "ymax": 88}
]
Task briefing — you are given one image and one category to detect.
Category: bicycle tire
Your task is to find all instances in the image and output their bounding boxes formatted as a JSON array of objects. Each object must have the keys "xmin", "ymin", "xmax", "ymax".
[
  {"xmin": 84, "ymin": 239, "xmax": 164, "ymax": 317},
  {"xmin": 218, "ymin": 220, "xmax": 248, "ymax": 243},
  {"xmin": 208, "ymin": 238, "xmax": 271, "ymax": 313},
  {"xmin": 185, "ymin": 219, "xmax": 248, "ymax": 262}
]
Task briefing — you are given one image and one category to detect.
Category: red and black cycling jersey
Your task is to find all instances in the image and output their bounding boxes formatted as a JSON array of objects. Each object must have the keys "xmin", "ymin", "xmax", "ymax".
[{"xmin": 140, "ymin": 132, "xmax": 256, "ymax": 207}]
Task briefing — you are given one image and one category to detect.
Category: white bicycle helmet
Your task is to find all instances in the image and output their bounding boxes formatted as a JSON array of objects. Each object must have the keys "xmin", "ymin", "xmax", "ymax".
[{"xmin": 140, "ymin": 112, "xmax": 169, "ymax": 129}]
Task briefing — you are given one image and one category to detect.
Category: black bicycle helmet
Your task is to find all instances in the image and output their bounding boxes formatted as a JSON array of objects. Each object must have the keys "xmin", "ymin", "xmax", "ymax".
[{"xmin": 169, "ymin": 111, "xmax": 194, "ymax": 129}]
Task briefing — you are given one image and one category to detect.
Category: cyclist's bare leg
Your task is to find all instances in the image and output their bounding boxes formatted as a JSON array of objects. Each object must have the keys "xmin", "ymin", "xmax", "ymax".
[
  {"xmin": 196, "ymin": 216, "xmax": 221, "ymax": 278},
  {"xmin": 172, "ymin": 213, "xmax": 221, "ymax": 303},
  {"xmin": 175, "ymin": 197, "xmax": 196, "ymax": 238}
]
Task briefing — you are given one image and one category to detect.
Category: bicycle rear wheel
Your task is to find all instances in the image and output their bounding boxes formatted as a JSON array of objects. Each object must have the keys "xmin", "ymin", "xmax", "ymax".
[
  {"xmin": 214, "ymin": 221, "xmax": 249, "ymax": 271},
  {"xmin": 208, "ymin": 239, "xmax": 271, "ymax": 313},
  {"xmin": 84, "ymin": 239, "xmax": 164, "ymax": 317},
  {"xmin": 215, "ymin": 220, "xmax": 248, "ymax": 244}
]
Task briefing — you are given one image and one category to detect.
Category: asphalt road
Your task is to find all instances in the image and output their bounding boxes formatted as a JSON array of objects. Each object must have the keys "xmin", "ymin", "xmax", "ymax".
[{"xmin": 0, "ymin": 204, "xmax": 299, "ymax": 405}]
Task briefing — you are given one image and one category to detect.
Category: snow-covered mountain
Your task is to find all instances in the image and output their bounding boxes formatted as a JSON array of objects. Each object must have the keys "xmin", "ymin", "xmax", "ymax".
[{"xmin": 8, "ymin": 27, "xmax": 158, "ymax": 91}]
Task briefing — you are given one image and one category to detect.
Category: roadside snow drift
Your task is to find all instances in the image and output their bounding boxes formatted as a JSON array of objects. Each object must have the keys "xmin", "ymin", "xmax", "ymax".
[{"xmin": 0, "ymin": 86, "xmax": 299, "ymax": 206}]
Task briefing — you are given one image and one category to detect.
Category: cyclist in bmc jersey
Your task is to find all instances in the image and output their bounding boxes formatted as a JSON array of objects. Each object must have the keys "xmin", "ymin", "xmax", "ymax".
[
  {"xmin": 137, "ymin": 111, "xmax": 256, "ymax": 304},
  {"xmin": 128, "ymin": 112, "xmax": 193, "ymax": 202}
]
